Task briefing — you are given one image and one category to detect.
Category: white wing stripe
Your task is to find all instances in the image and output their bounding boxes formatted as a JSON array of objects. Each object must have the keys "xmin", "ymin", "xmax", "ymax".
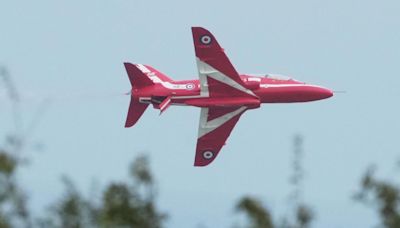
[
  {"xmin": 198, "ymin": 106, "xmax": 247, "ymax": 138},
  {"xmin": 195, "ymin": 58, "xmax": 210, "ymax": 97},
  {"xmin": 196, "ymin": 58, "xmax": 256, "ymax": 97}
]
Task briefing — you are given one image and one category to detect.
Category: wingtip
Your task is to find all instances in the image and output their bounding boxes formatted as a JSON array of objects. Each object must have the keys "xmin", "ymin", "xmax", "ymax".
[
  {"xmin": 191, "ymin": 26, "xmax": 210, "ymax": 34},
  {"xmin": 194, "ymin": 152, "xmax": 217, "ymax": 167},
  {"xmin": 193, "ymin": 161, "xmax": 209, "ymax": 167},
  {"xmin": 124, "ymin": 120, "xmax": 135, "ymax": 128}
]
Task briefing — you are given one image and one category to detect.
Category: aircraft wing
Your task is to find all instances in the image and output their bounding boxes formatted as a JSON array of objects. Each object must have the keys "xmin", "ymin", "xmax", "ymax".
[
  {"xmin": 192, "ymin": 27, "xmax": 257, "ymax": 98},
  {"xmin": 194, "ymin": 106, "xmax": 247, "ymax": 166}
]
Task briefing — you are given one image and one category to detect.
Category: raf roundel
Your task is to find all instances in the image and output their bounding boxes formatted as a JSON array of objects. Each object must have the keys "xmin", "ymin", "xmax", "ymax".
[
  {"xmin": 186, "ymin": 83, "xmax": 195, "ymax": 90},
  {"xmin": 200, "ymin": 35, "xmax": 212, "ymax": 45},
  {"xmin": 202, "ymin": 151, "xmax": 214, "ymax": 160}
]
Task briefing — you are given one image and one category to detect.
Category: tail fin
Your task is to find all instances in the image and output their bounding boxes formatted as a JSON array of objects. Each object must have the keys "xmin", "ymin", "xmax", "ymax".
[
  {"xmin": 142, "ymin": 65, "xmax": 174, "ymax": 82},
  {"xmin": 124, "ymin": 63, "xmax": 152, "ymax": 127},
  {"xmin": 124, "ymin": 63, "xmax": 173, "ymax": 88},
  {"xmin": 124, "ymin": 63, "xmax": 154, "ymax": 88},
  {"xmin": 124, "ymin": 63, "xmax": 174, "ymax": 127}
]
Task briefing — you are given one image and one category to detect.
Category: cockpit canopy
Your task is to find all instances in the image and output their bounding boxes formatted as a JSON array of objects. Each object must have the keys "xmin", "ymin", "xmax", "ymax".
[{"xmin": 264, "ymin": 73, "xmax": 292, "ymax": 81}]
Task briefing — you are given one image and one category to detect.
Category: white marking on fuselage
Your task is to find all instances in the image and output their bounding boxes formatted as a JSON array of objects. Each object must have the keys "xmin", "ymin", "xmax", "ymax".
[
  {"xmin": 260, "ymin": 84, "xmax": 305, "ymax": 88},
  {"xmin": 260, "ymin": 84, "xmax": 326, "ymax": 89},
  {"xmin": 247, "ymin": 77, "xmax": 261, "ymax": 82},
  {"xmin": 171, "ymin": 95, "xmax": 203, "ymax": 99}
]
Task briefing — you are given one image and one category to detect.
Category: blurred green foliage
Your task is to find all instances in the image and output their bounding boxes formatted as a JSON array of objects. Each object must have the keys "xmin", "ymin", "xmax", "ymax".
[
  {"xmin": 36, "ymin": 155, "xmax": 166, "ymax": 228},
  {"xmin": 1, "ymin": 142, "xmax": 166, "ymax": 228},
  {"xmin": 354, "ymin": 166, "xmax": 400, "ymax": 228},
  {"xmin": 0, "ymin": 150, "xmax": 29, "ymax": 228},
  {"xmin": 236, "ymin": 196, "xmax": 274, "ymax": 228},
  {"xmin": 234, "ymin": 135, "xmax": 314, "ymax": 228},
  {"xmin": 0, "ymin": 152, "xmax": 16, "ymax": 176}
]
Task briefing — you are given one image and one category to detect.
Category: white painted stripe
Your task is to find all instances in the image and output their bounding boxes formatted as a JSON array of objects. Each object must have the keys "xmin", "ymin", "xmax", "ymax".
[
  {"xmin": 260, "ymin": 84, "xmax": 306, "ymax": 88},
  {"xmin": 198, "ymin": 106, "xmax": 247, "ymax": 138},
  {"xmin": 247, "ymin": 77, "xmax": 261, "ymax": 82},
  {"xmin": 207, "ymin": 73, "xmax": 257, "ymax": 97},
  {"xmin": 195, "ymin": 58, "xmax": 210, "ymax": 97},
  {"xmin": 135, "ymin": 64, "xmax": 190, "ymax": 90},
  {"xmin": 136, "ymin": 64, "xmax": 151, "ymax": 73},
  {"xmin": 171, "ymin": 95, "xmax": 204, "ymax": 99},
  {"xmin": 260, "ymin": 84, "xmax": 328, "ymax": 89},
  {"xmin": 198, "ymin": 108, "xmax": 209, "ymax": 137},
  {"xmin": 160, "ymin": 98, "xmax": 171, "ymax": 110},
  {"xmin": 196, "ymin": 58, "xmax": 257, "ymax": 98},
  {"xmin": 139, "ymin": 97, "xmax": 152, "ymax": 103}
]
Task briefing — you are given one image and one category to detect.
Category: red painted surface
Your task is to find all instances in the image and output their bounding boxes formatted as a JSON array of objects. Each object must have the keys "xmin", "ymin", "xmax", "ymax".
[
  {"xmin": 195, "ymin": 109, "xmax": 244, "ymax": 166},
  {"xmin": 124, "ymin": 27, "xmax": 333, "ymax": 167}
]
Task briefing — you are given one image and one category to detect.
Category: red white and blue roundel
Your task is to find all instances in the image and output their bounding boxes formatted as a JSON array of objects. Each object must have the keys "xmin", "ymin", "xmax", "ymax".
[
  {"xmin": 202, "ymin": 151, "xmax": 214, "ymax": 160},
  {"xmin": 186, "ymin": 83, "xmax": 195, "ymax": 90},
  {"xmin": 200, "ymin": 35, "xmax": 212, "ymax": 45}
]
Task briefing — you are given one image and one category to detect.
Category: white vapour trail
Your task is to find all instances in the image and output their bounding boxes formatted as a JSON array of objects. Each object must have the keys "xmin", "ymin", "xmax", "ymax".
[{"xmin": 0, "ymin": 90, "xmax": 128, "ymax": 103}]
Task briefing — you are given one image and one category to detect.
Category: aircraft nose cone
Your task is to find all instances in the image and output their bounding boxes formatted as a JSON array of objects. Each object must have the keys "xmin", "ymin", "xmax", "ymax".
[
  {"xmin": 316, "ymin": 87, "xmax": 333, "ymax": 100},
  {"xmin": 322, "ymin": 88, "xmax": 333, "ymax": 98}
]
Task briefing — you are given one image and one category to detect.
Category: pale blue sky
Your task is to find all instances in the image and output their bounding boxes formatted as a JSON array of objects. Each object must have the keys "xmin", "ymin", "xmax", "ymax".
[{"xmin": 1, "ymin": 0, "xmax": 400, "ymax": 227}]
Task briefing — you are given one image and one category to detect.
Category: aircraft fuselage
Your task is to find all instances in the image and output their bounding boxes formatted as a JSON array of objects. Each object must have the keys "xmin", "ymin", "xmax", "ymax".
[
  {"xmin": 124, "ymin": 26, "xmax": 333, "ymax": 166},
  {"xmin": 134, "ymin": 74, "xmax": 333, "ymax": 109}
]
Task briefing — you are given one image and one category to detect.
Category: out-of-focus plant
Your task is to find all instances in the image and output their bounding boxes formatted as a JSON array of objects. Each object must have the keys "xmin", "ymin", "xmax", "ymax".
[
  {"xmin": 283, "ymin": 134, "xmax": 314, "ymax": 228},
  {"xmin": 0, "ymin": 150, "xmax": 30, "ymax": 227},
  {"xmin": 98, "ymin": 154, "xmax": 166, "ymax": 228},
  {"xmin": 37, "ymin": 155, "xmax": 166, "ymax": 228},
  {"xmin": 235, "ymin": 196, "xmax": 274, "ymax": 228},
  {"xmin": 354, "ymin": 165, "xmax": 400, "ymax": 228},
  {"xmin": 234, "ymin": 135, "xmax": 314, "ymax": 228}
]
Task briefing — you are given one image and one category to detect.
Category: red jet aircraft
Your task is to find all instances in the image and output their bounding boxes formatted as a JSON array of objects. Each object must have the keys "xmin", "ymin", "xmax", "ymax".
[{"xmin": 124, "ymin": 27, "xmax": 333, "ymax": 167}]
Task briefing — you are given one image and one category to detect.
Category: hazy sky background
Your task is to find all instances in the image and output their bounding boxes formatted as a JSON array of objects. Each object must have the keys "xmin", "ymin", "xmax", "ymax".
[{"xmin": 1, "ymin": 0, "xmax": 400, "ymax": 227}]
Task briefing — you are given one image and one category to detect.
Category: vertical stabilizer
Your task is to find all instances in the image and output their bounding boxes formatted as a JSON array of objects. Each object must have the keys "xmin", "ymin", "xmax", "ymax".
[
  {"xmin": 123, "ymin": 63, "xmax": 174, "ymax": 127},
  {"xmin": 124, "ymin": 63, "xmax": 154, "ymax": 88},
  {"xmin": 124, "ymin": 62, "xmax": 153, "ymax": 127}
]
